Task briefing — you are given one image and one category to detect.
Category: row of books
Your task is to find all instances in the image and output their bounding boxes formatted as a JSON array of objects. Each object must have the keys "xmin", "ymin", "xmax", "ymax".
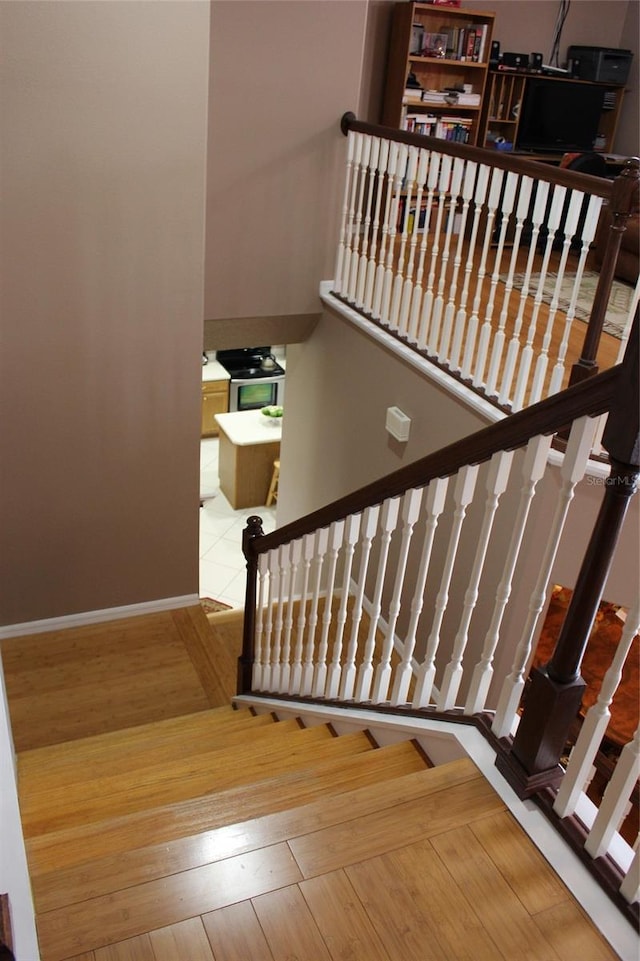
[
  {"xmin": 403, "ymin": 87, "xmax": 481, "ymax": 107},
  {"xmin": 404, "ymin": 113, "xmax": 472, "ymax": 143},
  {"xmin": 433, "ymin": 22, "xmax": 490, "ymax": 63}
]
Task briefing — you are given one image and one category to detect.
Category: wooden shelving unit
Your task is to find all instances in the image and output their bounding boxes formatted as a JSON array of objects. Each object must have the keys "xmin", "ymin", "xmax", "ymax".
[
  {"xmin": 478, "ymin": 69, "xmax": 626, "ymax": 158},
  {"xmin": 382, "ymin": 2, "xmax": 495, "ymax": 147}
]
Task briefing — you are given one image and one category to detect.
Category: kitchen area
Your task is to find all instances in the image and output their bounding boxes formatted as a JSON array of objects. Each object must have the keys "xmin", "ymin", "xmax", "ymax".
[{"xmin": 199, "ymin": 345, "xmax": 286, "ymax": 606}]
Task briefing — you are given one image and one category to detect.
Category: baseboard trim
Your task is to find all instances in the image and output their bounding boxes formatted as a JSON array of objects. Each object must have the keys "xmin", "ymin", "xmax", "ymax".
[{"xmin": 0, "ymin": 594, "xmax": 201, "ymax": 640}]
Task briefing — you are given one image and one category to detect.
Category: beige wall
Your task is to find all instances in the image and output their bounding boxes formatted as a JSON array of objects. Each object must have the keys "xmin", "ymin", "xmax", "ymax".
[
  {"xmin": 0, "ymin": 1, "xmax": 210, "ymax": 626},
  {"xmin": 277, "ymin": 305, "xmax": 493, "ymax": 524},
  {"xmin": 204, "ymin": 0, "xmax": 380, "ymax": 347}
]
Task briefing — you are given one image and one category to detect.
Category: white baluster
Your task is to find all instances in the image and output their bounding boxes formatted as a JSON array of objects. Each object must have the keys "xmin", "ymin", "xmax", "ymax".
[
  {"xmin": 498, "ymin": 180, "xmax": 550, "ymax": 406},
  {"xmin": 417, "ymin": 153, "xmax": 452, "ymax": 351},
  {"xmin": 301, "ymin": 527, "xmax": 328, "ymax": 695},
  {"xmin": 619, "ymin": 847, "xmax": 640, "ymax": 905},
  {"xmin": 381, "ymin": 143, "xmax": 408, "ymax": 328},
  {"xmin": 391, "ymin": 478, "xmax": 449, "ymax": 706},
  {"xmin": 485, "ymin": 175, "xmax": 534, "ymax": 397},
  {"xmin": 465, "ymin": 434, "xmax": 553, "ymax": 714},
  {"xmin": 440, "ymin": 159, "xmax": 477, "ymax": 365},
  {"xmin": 450, "ymin": 162, "xmax": 489, "ymax": 372},
  {"xmin": 512, "ymin": 182, "xmax": 567, "ymax": 410},
  {"xmin": 340, "ymin": 505, "xmax": 380, "ymax": 701},
  {"xmin": 333, "ymin": 131, "xmax": 357, "ymax": 295},
  {"xmin": 347, "ymin": 135, "xmax": 373, "ymax": 303},
  {"xmin": 363, "ymin": 139, "xmax": 389, "ymax": 315},
  {"xmin": 409, "ymin": 151, "xmax": 439, "ymax": 343},
  {"xmin": 340, "ymin": 133, "xmax": 365, "ymax": 300},
  {"xmin": 279, "ymin": 540, "xmax": 301, "ymax": 693},
  {"xmin": 261, "ymin": 550, "xmax": 280, "ymax": 692},
  {"xmin": 326, "ymin": 514, "xmax": 361, "ymax": 699},
  {"xmin": 413, "ymin": 464, "xmax": 479, "ymax": 708},
  {"xmin": 372, "ymin": 142, "xmax": 399, "ymax": 321},
  {"xmin": 473, "ymin": 171, "xmax": 518, "ymax": 390},
  {"xmin": 586, "ymin": 725, "xmax": 640, "ymax": 861},
  {"xmin": 289, "ymin": 533, "xmax": 315, "ymax": 695},
  {"xmin": 355, "ymin": 497, "xmax": 401, "ymax": 702},
  {"xmin": 430, "ymin": 157, "xmax": 464, "ymax": 358},
  {"xmin": 548, "ymin": 195, "xmax": 605, "ymax": 396},
  {"xmin": 461, "ymin": 166, "xmax": 505, "ymax": 380},
  {"xmin": 312, "ymin": 520, "xmax": 345, "ymax": 697},
  {"xmin": 492, "ymin": 415, "xmax": 599, "ymax": 738},
  {"xmin": 356, "ymin": 137, "xmax": 381, "ymax": 309},
  {"xmin": 272, "ymin": 543, "xmax": 289, "ymax": 692},
  {"xmin": 530, "ymin": 189, "xmax": 585, "ymax": 404},
  {"xmin": 399, "ymin": 147, "xmax": 430, "ymax": 338},
  {"xmin": 438, "ymin": 451, "xmax": 514, "ymax": 712},
  {"xmin": 390, "ymin": 146, "xmax": 418, "ymax": 332},
  {"xmin": 555, "ymin": 599, "xmax": 640, "ymax": 819},
  {"xmin": 372, "ymin": 488, "xmax": 423, "ymax": 703},
  {"xmin": 252, "ymin": 553, "xmax": 269, "ymax": 690}
]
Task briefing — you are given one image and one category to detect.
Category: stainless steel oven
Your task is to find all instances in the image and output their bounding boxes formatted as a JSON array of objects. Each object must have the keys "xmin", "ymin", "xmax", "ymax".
[{"xmin": 216, "ymin": 347, "xmax": 286, "ymax": 413}]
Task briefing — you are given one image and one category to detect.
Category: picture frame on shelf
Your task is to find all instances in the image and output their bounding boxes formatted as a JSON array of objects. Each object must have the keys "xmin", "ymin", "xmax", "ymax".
[{"xmin": 422, "ymin": 32, "xmax": 448, "ymax": 58}]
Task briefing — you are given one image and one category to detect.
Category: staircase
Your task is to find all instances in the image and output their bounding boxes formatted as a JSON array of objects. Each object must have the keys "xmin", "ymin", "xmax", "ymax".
[{"xmin": 3, "ymin": 608, "xmax": 627, "ymax": 960}]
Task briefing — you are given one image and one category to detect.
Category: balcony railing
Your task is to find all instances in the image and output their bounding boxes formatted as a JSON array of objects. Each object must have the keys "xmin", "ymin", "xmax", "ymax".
[{"xmin": 332, "ymin": 113, "xmax": 639, "ymax": 414}]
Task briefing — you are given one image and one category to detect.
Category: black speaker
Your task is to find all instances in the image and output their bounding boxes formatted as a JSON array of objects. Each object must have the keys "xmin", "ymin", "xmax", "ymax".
[
  {"xmin": 502, "ymin": 52, "xmax": 528, "ymax": 68},
  {"xmin": 490, "ymin": 40, "xmax": 500, "ymax": 63},
  {"xmin": 530, "ymin": 51, "xmax": 543, "ymax": 69}
]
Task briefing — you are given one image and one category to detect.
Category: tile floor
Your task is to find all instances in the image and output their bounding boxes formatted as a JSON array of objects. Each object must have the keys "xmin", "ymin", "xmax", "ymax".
[{"xmin": 199, "ymin": 437, "xmax": 277, "ymax": 608}]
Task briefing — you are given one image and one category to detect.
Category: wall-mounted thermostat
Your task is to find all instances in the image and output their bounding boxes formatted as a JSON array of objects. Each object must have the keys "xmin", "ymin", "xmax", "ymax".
[{"xmin": 386, "ymin": 406, "xmax": 411, "ymax": 442}]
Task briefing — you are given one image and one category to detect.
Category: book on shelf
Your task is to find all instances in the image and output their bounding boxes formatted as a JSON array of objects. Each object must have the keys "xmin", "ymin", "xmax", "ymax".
[
  {"xmin": 404, "ymin": 112, "xmax": 471, "ymax": 143},
  {"xmin": 457, "ymin": 22, "xmax": 489, "ymax": 62},
  {"xmin": 404, "ymin": 86, "xmax": 424, "ymax": 102}
]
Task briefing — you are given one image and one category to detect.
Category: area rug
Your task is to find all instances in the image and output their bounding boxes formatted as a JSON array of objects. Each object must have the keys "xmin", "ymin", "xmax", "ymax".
[
  {"xmin": 200, "ymin": 597, "xmax": 233, "ymax": 614},
  {"xmin": 503, "ymin": 270, "xmax": 635, "ymax": 340}
]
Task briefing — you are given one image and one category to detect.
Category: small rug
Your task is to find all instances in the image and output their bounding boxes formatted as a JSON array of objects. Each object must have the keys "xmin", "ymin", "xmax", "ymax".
[
  {"xmin": 200, "ymin": 597, "xmax": 233, "ymax": 614},
  {"xmin": 502, "ymin": 270, "xmax": 635, "ymax": 340}
]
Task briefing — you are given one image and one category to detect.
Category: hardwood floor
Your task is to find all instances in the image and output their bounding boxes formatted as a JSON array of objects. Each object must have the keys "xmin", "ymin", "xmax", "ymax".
[{"xmin": 1, "ymin": 606, "xmax": 621, "ymax": 961}]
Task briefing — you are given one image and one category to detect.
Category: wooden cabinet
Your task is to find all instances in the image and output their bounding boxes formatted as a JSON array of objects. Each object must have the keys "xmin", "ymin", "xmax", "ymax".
[
  {"xmin": 478, "ymin": 70, "xmax": 626, "ymax": 158},
  {"xmin": 201, "ymin": 380, "xmax": 228, "ymax": 437},
  {"xmin": 382, "ymin": 2, "xmax": 495, "ymax": 147}
]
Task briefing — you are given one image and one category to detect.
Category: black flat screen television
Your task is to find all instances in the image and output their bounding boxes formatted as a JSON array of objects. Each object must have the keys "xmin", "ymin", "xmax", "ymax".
[{"xmin": 516, "ymin": 78, "xmax": 605, "ymax": 153}]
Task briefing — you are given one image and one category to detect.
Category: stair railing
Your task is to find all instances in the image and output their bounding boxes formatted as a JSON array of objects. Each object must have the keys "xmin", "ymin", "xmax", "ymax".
[
  {"xmin": 239, "ymin": 315, "xmax": 638, "ymax": 913},
  {"xmin": 332, "ymin": 113, "xmax": 639, "ymax": 413}
]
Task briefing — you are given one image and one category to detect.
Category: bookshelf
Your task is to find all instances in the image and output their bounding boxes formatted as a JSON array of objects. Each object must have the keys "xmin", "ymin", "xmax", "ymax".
[{"xmin": 381, "ymin": 2, "xmax": 495, "ymax": 147}]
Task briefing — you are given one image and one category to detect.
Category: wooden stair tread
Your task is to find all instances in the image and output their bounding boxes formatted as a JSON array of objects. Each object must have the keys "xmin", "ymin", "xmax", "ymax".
[
  {"xmin": 18, "ymin": 703, "xmax": 256, "ymax": 766},
  {"xmin": 30, "ymin": 749, "xmax": 465, "ymax": 913},
  {"xmin": 21, "ymin": 726, "xmax": 377, "ymax": 836},
  {"xmin": 18, "ymin": 710, "xmax": 288, "ymax": 788},
  {"xmin": 33, "ymin": 749, "xmax": 480, "ymax": 913},
  {"xmin": 26, "ymin": 741, "xmax": 448, "ymax": 878}
]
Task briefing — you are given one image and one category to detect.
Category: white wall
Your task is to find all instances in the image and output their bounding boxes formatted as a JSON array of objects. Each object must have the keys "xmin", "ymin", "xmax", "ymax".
[{"xmin": 0, "ymin": 659, "xmax": 39, "ymax": 959}]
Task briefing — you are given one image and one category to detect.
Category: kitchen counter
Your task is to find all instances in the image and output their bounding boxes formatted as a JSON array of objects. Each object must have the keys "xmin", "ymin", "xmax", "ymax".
[
  {"xmin": 202, "ymin": 358, "xmax": 230, "ymax": 382},
  {"xmin": 214, "ymin": 409, "xmax": 282, "ymax": 445},
  {"xmin": 215, "ymin": 410, "xmax": 281, "ymax": 509}
]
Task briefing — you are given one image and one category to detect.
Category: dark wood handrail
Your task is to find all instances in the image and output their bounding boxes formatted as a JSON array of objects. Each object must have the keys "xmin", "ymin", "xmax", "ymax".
[
  {"xmin": 246, "ymin": 363, "xmax": 621, "ymax": 560},
  {"xmin": 340, "ymin": 111, "xmax": 616, "ymax": 198}
]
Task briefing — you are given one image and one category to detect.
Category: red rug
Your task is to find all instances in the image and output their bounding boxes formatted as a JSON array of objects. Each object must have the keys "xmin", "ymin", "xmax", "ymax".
[{"xmin": 533, "ymin": 585, "xmax": 638, "ymax": 748}]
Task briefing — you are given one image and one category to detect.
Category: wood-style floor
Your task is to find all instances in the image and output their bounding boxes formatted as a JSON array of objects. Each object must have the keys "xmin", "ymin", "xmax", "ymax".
[{"xmin": 1, "ymin": 606, "xmax": 621, "ymax": 961}]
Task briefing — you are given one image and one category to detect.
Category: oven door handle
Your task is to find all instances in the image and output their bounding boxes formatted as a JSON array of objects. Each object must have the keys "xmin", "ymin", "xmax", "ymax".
[{"xmin": 231, "ymin": 374, "xmax": 285, "ymax": 387}]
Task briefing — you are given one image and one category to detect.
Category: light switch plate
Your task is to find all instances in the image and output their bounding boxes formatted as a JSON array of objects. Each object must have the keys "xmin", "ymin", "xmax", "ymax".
[{"xmin": 386, "ymin": 406, "xmax": 411, "ymax": 442}]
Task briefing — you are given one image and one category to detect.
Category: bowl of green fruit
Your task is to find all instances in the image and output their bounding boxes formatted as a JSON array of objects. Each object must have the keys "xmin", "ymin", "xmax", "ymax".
[{"xmin": 260, "ymin": 405, "xmax": 284, "ymax": 426}]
